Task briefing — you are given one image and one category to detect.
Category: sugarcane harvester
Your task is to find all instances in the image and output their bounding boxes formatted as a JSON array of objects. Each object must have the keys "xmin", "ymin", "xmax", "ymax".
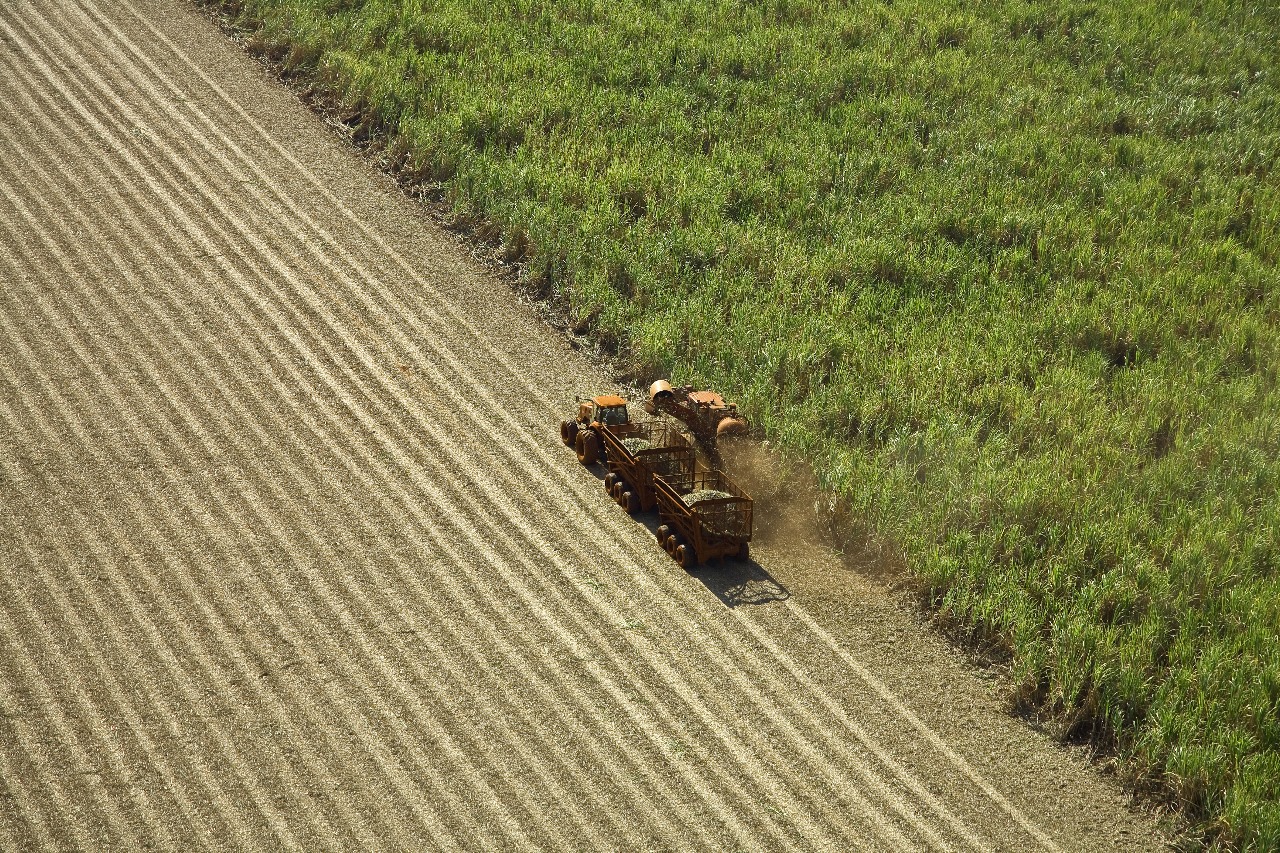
[{"xmin": 644, "ymin": 381, "xmax": 749, "ymax": 448}]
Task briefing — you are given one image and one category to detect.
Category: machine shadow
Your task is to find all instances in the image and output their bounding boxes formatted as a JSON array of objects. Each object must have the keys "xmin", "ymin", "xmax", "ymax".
[{"xmin": 687, "ymin": 558, "xmax": 791, "ymax": 608}]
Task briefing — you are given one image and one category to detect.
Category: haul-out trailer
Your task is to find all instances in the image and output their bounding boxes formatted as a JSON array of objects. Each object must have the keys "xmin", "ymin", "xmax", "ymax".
[
  {"xmin": 654, "ymin": 468, "xmax": 753, "ymax": 569},
  {"xmin": 599, "ymin": 420, "xmax": 695, "ymax": 514}
]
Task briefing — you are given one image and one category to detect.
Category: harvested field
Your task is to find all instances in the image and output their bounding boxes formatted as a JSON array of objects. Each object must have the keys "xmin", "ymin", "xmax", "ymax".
[{"xmin": 0, "ymin": 0, "xmax": 1169, "ymax": 849}]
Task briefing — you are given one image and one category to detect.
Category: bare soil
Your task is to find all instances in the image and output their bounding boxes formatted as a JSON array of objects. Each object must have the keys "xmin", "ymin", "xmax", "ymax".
[{"xmin": 0, "ymin": 0, "xmax": 1173, "ymax": 848}]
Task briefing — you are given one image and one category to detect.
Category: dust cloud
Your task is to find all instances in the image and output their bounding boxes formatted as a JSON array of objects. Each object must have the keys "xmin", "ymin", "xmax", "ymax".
[{"xmin": 717, "ymin": 438, "xmax": 905, "ymax": 584}]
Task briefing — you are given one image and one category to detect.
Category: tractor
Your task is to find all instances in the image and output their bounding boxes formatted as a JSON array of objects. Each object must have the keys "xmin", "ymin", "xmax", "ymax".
[{"xmin": 561, "ymin": 394, "xmax": 633, "ymax": 465}]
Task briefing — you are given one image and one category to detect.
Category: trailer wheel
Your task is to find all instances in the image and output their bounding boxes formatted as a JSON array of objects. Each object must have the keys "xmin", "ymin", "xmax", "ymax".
[
  {"xmin": 576, "ymin": 431, "xmax": 598, "ymax": 465},
  {"xmin": 656, "ymin": 525, "xmax": 670, "ymax": 544},
  {"xmin": 612, "ymin": 480, "xmax": 630, "ymax": 506},
  {"xmin": 675, "ymin": 545, "xmax": 695, "ymax": 570},
  {"xmin": 604, "ymin": 472, "xmax": 617, "ymax": 491},
  {"xmin": 664, "ymin": 534, "xmax": 681, "ymax": 555},
  {"xmin": 737, "ymin": 542, "xmax": 750, "ymax": 560},
  {"xmin": 561, "ymin": 420, "xmax": 579, "ymax": 447},
  {"xmin": 621, "ymin": 490, "xmax": 635, "ymax": 514}
]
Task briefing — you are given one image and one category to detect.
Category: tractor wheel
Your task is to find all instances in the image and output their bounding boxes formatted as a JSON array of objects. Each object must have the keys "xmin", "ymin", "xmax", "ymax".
[
  {"xmin": 675, "ymin": 545, "xmax": 696, "ymax": 570},
  {"xmin": 576, "ymin": 431, "xmax": 598, "ymax": 465},
  {"xmin": 561, "ymin": 420, "xmax": 579, "ymax": 447}
]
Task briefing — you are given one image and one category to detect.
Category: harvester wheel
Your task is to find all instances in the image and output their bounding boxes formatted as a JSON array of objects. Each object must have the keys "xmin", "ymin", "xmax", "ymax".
[
  {"xmin": 561, "ymin": 420, "xmax": 579, "ymax": 447},
  {"xmin": 715, "ymin": 417, "xmax": 749, "ymax": 439},
  {"xmin": 675, "ymin": 545, "xmax": 695, "ymax": 570},
  {"xmin": 576, "ymin": 431, "xmax": 599, "ymax": 465}
]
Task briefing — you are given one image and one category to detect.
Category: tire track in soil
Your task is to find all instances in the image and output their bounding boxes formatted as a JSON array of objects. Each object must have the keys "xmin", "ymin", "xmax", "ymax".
[
  {"xmin": 0, "ymin": 632, "xmax": 115, "ymax": 851},
  {"xmin": 0, "ymin": 233, "xmax": 326, "ymax": 852},
  {"xmin": 0, "ymin": 723, "xmax": 59, "ymax": 853},
  {"xmin": 0, "ymin": 441, "xmax": 169, "ymax": 849},
  {"xmin": 0, "ymin": 266, "xmax": 467, "ymax": 851},
  {"xmin": 0, "ymin": 525, "xmax": 203, "ymax": 851},
  {"xmin": 0, "ymin": 248, "xmax": 251, "ymax": 852},
  {"xmin": 0, "ymin": 117, "xmax": 424, "ymax": 845},
  {"xmin": 0, "ymin": 126, "xmax": 547, "ymax": 850},
  {"xmin": 0, "ymin": 234, "xmax": 350, "ymax": 849}
]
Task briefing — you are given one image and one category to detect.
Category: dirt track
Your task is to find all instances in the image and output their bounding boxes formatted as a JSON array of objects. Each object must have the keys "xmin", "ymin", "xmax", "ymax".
[{"xmin": 0, "ymin": 0, "xmax": 1169, "ymax": 849}]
